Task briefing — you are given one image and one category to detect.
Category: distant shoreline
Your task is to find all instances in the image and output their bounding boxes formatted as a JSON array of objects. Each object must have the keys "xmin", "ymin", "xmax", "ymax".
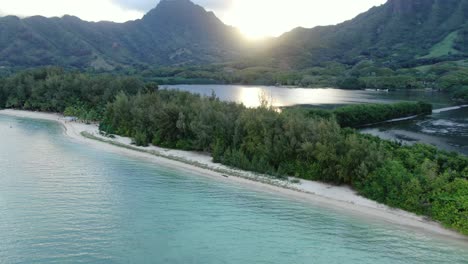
[{"xmin": 1, "ymin": 109, "xmax": 467, "ymax": 242}]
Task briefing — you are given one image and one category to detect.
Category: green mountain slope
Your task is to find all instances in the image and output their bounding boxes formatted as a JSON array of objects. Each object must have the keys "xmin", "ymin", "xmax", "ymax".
[
  {"xmin": 269, "ymin": 0, "xmax": 468, "ymax": 69},
  {"xmin": 0, "ymin": 0, "xmax": 244, "ymax": 69},
  {"xmin": 0, "ymin": 0, "xmax": 467, "ymax": 70}
]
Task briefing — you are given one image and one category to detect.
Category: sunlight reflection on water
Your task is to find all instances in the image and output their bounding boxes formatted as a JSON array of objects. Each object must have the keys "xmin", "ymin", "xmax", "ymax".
[{"xmin": 162, "ymin": 85, "xmax": 452, "ymax": 108}]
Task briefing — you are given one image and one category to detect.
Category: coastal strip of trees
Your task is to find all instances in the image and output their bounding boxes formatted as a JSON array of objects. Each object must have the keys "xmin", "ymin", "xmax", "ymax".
[
  {"xmin": 1, "ymin": 68, "xmax": 467, "ymax": 235},
  {"xmin": 0, "ymin": 67, "xmax": 151, "ymax": 122},
  {"xmin": 290, "ymin": 102, "xmax": 433, "ymax": 128},
  {"xmin": 99, "ymin": 91, "xmax": 468, "ymax": 235},
  {"xmin": 334, "ymin": 102, "xmax": 433, "ymax": 127}
]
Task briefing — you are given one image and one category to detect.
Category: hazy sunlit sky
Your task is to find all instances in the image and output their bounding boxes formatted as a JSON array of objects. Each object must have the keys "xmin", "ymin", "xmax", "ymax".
[{"xmin": 0, "ymin": 0, "xmax": 388, "ymax": 38}]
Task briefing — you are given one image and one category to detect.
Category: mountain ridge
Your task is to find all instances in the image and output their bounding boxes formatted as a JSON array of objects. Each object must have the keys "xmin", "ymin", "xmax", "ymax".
[
  {"xmin": 269, "ymin": 0, "xmax": 468, "ymax": 69},
  {"xmin": 0, "ymin": 0, "xmax": 244, "ymax": 69},
  {"xmin": 0, "ymin": 0, "xmax": 467, "ymax": 70}
]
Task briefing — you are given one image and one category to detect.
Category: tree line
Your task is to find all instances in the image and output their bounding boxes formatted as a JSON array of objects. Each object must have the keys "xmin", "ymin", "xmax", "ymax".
[
  {"xmin": 1, "ymin": 68, "xmax": 467, "ymax": 235},
  {"xmin": 285, "ymin": 102, "xmax": 433, "ymax": 128},
  {"xmin": 331, "ymin": 102, "xmax": 432, "ymax": 128},
  {"xmin": 0, "ymin": 67, "xmax": 152, "ymax": 121}
]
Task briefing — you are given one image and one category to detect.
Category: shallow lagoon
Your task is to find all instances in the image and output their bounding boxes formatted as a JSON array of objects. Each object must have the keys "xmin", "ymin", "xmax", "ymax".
[{"xmin": 0, "ymin": 115, "xmax": 467, "ymax": 263}]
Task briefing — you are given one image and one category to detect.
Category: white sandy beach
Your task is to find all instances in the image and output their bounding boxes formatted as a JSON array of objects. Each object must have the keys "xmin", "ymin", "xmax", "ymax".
[{"xmin": 1, "ymin": 109, "xmax": 467, "ymax": 241}]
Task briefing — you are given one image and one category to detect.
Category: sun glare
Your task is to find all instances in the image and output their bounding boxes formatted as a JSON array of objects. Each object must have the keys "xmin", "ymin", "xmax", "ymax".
[
  {"xmin": 1, "ymin": 0, "xmax": 387, "ymax": 39},
  {"xmin": 224, "ymin": 1, "xmax": 286, "ymax": 39},
  {"xmin": 221, "ymin": 0, "xmax": 388, "ymax": 39}
]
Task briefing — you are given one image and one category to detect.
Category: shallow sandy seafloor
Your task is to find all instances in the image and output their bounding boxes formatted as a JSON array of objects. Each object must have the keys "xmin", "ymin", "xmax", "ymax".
[{"xmin": 1, "ymin": 109, "xmax": 467, "ymax": 242}]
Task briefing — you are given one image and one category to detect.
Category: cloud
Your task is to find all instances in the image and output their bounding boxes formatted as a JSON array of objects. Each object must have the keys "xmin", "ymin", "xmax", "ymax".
[
  {"xmin": 0, "ymin": 0, "xmax": 144, "ymax": 22},
  {"xmin": 110, "ymin": 0, "xmax": 156, "ymax": 12},
  {"xmin": 110, "ymin": 0, "xmax": 233, "ymax": 13},
  {"xmin": 196, "ymin": 0, "xmax": 234, "ymax": 10}
]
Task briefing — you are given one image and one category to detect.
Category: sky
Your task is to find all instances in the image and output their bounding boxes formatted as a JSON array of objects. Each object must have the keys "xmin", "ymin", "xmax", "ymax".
[{"xmin": 0, "ymin": 0, "xmax": 388, "ymax": 38}]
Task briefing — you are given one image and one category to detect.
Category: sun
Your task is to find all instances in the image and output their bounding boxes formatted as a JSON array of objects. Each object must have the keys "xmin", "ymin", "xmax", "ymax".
[
  {"xmin": 220, "ymin": 0, "xmax": 389, "ymax": 40},
  {"xmin": 222, "ymin": 1, "xmax": 287, "ymax": 40}
]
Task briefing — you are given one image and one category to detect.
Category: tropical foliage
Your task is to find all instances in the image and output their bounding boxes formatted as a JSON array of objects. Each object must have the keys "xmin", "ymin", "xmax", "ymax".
[
  {"xmin": 0, "ymin": 67, "xmax": 148, "ymax": 121},
  {"xmin": 286, "ymin": 102, "xmax": 433, "ymax": 128},
  {"xmin": 332, "ymin": 102, "xmax": 432, "ymax": 127}
]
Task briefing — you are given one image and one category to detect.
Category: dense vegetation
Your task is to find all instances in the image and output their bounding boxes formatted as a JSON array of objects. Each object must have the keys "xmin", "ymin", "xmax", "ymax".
[
  {"xmin": 332, "ymin": 102, "xmax": 432, "ymax": 127},
  {"xmin": 1, "ymin": 68, "xmax": 467, "ymax": 235},
  {"xmin": 0, "ymin": 67, "xmax": 149, "ymax": 121},
  {"xmin": 268, "ymin": 0, "xmax": 468, "ymax": 69},
  {"xmin": 285, "ymin": 102, "xmax": 433, "ymax": 128}
]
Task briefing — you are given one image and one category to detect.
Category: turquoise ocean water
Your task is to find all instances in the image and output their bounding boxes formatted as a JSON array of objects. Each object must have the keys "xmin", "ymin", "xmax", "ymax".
[{"xmin": 0, "ymin": 115, "xmax": 467, "ymax": 264}]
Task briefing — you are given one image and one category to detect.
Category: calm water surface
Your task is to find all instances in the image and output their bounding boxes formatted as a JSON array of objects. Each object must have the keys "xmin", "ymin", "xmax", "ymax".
[
  {"xmin": 162, "ymin": 85, "xmax": 453, "ymax": 108},
  {"xmin": 0, "ymin": 115, "xmax": 467, "ymax": 263}
]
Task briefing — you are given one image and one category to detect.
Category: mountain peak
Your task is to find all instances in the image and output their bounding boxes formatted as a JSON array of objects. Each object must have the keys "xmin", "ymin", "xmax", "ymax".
[
  {"xmin": 157, "ymin": 0, "xmax": 197, "ymax": 8},
  {"xmin": 144, "ymin": 0, "xmax": 200, "ymax": 16},
  {"xmin": 142, "ymin": 0, "xmax": 221, "ymax": 26},
  {"xmin": 159, "ymin": 0, "xmax": 193, "ymax": 3}
]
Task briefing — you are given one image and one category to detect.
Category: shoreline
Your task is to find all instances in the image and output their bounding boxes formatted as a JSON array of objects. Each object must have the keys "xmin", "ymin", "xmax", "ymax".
[
  {"xmin": 1, "ymin": 109, "xmax": 467, "ymax": 242},
  {"xmin": 433, "ymin": 104, "xmax": 468, "ymax": 114}
]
